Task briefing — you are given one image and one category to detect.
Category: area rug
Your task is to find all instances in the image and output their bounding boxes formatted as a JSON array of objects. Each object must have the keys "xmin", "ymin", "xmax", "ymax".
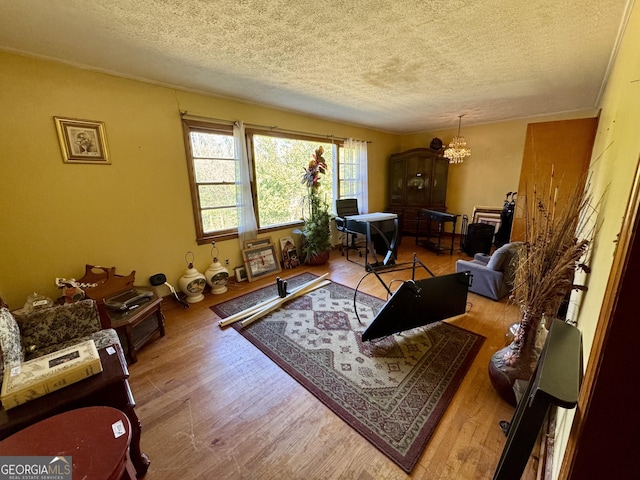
[{"xmin": 211, "ymin": 273, "xmax": 484, "ymax": 473}]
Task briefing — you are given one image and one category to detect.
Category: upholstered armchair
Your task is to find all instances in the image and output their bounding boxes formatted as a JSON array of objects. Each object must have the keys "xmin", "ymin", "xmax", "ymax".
[
  {"xmin": 455, "ymin": 242, "xmax": 523, "ymax": 301},
  {"xmin": 0, "ymin": 298, "xmax": 121, "ymax": 383}
]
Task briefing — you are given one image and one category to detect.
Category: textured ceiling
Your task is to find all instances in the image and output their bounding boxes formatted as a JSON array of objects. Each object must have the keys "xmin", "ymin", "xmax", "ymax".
[{"xmin": 0, "ymin": 0, "xmax": 630, "ymax": 133}]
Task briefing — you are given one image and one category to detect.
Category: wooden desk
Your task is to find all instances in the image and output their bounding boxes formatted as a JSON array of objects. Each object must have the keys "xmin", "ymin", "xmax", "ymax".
[
  {"xmin": 0, "ymin": 345, "xmax": 150, "ymax": 477},
  {"xmin": 102, "ymin": 289, "xmax": 165, "ymax": 364},
  {"xmin": 0, "ymin": 406, "xmax": 136, "ymax": 480},
  {"xmin": 415, "ymin": 209, "xmax": 459, "ymax": 255}
]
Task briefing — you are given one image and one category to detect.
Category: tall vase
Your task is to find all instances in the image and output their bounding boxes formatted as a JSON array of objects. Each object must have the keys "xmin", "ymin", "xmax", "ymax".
[{"xmin": 488, "ymin": 309, "xmax": 548, "ymax": 406}]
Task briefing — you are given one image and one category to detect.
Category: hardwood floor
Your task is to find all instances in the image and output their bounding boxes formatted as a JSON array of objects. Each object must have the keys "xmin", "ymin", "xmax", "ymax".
[{"xmin": 128, "ymin": 242, "xmax": 538, "ymax": 479}]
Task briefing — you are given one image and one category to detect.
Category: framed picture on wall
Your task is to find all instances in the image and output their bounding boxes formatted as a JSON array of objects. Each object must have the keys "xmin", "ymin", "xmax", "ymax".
[{"xmin": 54, "ymin": 117, "xmax": 110, "ymax": 164}]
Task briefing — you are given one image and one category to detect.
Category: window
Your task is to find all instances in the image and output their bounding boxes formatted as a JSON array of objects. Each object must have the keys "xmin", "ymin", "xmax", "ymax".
[
  {"xmin": 183, "ymin": 121, "xmax": 237, "ymax": 241},
  {"xmin": 337, "ymin": 139, "xmax": 368, "ymax": 213},
  {"xmin": 337, "ymin": 146, "xmax": 357, "ymax": 199},
  {"xmin": 248, "ymin": 132, "xmax": 335, "ymax": 228},
  {"xmin": 183, "ymin": 120, "xmax": 340, "ymax": 243}
]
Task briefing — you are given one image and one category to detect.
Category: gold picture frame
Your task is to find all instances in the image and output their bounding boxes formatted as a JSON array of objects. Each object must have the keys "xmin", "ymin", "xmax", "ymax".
[
  {"xmin": 54, "ymin": 116, "xmax": 110, "ymax": 164},
  {"xmin": 242, "ymin": 244, "xmax": 281, "ymax": 282}
]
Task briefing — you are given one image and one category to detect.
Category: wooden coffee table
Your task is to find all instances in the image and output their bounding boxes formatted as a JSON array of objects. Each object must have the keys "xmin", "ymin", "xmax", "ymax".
[{"xmin": 0, "ymin": 344, "xmax": 150, "ymax": 477}]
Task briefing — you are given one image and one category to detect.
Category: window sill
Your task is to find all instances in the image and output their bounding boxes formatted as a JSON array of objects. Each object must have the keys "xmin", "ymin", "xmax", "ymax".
[{"xmin": 196, "ymin": 221, "xmax": 305, "ymax": 246}]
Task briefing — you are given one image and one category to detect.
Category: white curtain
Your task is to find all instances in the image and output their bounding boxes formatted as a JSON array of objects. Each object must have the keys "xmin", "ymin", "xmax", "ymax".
[
  {"xmin": 344, "ymin": 138, "xmax": 369, "ymax": 213},
  {"xmin": 234, "ymin": 121, "xmax": 257, "ymax": 248}
]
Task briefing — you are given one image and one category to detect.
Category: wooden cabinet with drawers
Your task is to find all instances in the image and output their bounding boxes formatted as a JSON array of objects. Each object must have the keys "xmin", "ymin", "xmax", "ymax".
[{"xmin": 387, "ymin": 148, "xmax": 449, "ymax": 237}]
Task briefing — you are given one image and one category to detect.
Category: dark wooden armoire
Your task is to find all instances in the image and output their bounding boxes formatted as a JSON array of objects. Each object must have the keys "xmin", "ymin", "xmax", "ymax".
[{"xmin": 386, "ymin": 148, "xmax": 448, "ymax": 237}]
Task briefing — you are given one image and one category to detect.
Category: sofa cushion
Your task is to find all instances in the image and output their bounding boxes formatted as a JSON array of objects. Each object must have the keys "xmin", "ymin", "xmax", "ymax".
[
  {"xmin": 14, "ymin": 299, "xmax": 102, "ymax": 356},
  {"xmin": 486, "ymin": 243, "xmax": 516, "ymax": 271},
  {"xmin": 0, "ymin": 307, "xmax": 24, "ymax": 378}
]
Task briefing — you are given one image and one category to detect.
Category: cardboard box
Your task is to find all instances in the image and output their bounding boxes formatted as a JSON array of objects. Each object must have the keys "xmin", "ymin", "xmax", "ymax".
[{"xmin": 1, "ymin": 340, "xmax": 103, "ymax": 410}]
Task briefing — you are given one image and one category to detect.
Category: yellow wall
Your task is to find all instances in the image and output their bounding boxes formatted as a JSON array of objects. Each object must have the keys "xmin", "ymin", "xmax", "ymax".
[
  {"xmin": 553, "ymin": 1, "xmax": 640, "ymax": 476},
  {"xmin": 2, "ymin": 15, "xmax": 639, "ymax": 473},
  {"xmin": 0, "ymin": 51, "xmax": 399, "ymax": 307},
  {"xmin": 403, "ymin": 121, "xmax": 527, "ymax": 219},
  {"xmin": 0, "ymin": 50, "xmax": 604, "ymax": 309},
  {"xmin": 401, "ymin": 112, "xmax": 597, "ymax": 223}
]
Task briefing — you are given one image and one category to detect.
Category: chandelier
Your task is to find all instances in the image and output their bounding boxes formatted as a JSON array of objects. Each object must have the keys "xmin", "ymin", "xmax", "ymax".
[{"xmin": 444, "ymin": 115, "xmax": 471, "ymax": 164}]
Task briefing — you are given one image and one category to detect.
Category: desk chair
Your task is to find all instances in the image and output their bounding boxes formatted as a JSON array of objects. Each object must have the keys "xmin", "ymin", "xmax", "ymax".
[{"xmin": 335, "ymin": 199, "xmax": 365, "ymax": 259}]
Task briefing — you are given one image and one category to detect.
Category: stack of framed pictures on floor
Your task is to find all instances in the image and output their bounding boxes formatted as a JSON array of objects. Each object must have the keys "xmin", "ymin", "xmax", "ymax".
[{"xmin": 239, "ymin": 236, "xmax": 300, "ymax": 283}]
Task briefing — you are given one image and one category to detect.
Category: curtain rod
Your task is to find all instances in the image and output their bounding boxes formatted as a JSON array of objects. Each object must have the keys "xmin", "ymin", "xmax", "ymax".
[
  {"xmin": 180, "ymin": 111, "xmax": 234, "ymax": 125},
  {"xmin": 180, "ymin": 111, "xmax": 370, "ymax": 144}
]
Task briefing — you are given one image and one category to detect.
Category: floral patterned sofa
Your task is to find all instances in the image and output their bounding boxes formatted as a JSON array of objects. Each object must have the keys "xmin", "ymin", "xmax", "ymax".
[{"xmin": 0, "ymin": 298, "xmax": 121, "ymax": 385}]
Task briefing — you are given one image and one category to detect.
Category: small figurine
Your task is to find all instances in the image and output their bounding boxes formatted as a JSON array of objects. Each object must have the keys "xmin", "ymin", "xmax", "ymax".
[{"xmin": 55, "ymin": 277, "xmax": 97, "ymax": 303}]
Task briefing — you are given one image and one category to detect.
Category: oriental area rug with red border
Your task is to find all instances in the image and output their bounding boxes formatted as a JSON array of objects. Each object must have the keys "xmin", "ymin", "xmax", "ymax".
[{"xmin": 211, "ymin": 273, "xmax": 484, "ymax": 473}]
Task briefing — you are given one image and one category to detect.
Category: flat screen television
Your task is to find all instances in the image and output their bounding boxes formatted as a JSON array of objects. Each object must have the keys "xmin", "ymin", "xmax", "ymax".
[{"xmin": 361, "ymin": 271, "xmax": 471, "ymax": 341}]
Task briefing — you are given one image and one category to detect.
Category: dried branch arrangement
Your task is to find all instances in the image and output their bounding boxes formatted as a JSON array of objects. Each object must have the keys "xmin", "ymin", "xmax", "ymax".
[{"xmin": 511, "ymin": 168, "xmax": 597, "ymax": 324}]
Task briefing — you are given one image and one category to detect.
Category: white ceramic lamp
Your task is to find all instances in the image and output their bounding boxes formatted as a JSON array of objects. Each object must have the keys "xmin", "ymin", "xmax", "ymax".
[
  {"xmin": 205, "ymin": 242, "xmax": 229, "ymax": 294},
  {"xmin": 178, "ymin": 251, "xmax": 206, "ymax": 303}
]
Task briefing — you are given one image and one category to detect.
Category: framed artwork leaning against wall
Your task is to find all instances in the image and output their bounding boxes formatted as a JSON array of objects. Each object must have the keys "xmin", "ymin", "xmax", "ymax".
[
  {"xmin": 242, "ymin": 244, "xmax": 281, "ymax": 282},
  {"xmin": 472, "ymin": 206, "xmax": 502, "ymax": 233}
]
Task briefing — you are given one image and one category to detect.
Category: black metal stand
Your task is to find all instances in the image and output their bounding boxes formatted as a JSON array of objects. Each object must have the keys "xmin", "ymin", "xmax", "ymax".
[
  {"xmin": 365, "ymin": 253, "xmax": 434, "ymax": 293},
  {"xmin": 352, "ymin": 253, "xmax": 435, "ymax": 325}
]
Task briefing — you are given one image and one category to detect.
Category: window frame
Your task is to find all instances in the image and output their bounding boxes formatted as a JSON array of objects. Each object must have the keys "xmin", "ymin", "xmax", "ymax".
[
  {"xmin": 182, "ymin": 119, "xmax": 238, "ymax": 244},
  {"xmin": 183, "ymin": 119, "xmax": 347, "ymax": 244},
  {"xmin": 336, "ymin": 145, "xmax": 357, "ymax": 201}
]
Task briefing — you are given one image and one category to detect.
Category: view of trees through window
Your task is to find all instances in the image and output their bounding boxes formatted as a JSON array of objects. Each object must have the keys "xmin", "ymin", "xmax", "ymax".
[
  {"xmin": 185, "ymin": 120, "xmax": 348, "ymax": 242},
  {"xmin": 251, "ymin": 134, "xmax": 335, "ymax": 228}
]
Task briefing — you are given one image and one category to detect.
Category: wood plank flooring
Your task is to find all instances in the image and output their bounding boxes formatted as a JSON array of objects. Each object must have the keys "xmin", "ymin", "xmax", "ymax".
[{"xmin": 127, "ymin": 242, "xmax": 538, "ymax": 479}]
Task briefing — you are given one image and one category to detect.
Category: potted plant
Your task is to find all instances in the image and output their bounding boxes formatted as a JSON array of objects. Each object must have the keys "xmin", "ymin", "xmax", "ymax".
[{"xmin": 296, "ymin": 146, "xmax": 332, "ymax": 265}]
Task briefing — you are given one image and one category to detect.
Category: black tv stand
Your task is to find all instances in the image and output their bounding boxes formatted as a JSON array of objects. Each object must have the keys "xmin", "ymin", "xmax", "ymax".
[{"xmin": 493, "ymin": 319, "xmax": 582, "ymax": 479}]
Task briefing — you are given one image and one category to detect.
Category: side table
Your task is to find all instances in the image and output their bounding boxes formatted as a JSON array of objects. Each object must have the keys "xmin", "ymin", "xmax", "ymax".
[
  {"xmin": 102, "ymin": 288, "xmax": 165, "ymax": 364},
  {"xmin": 415, "ymin": 209, "xmax": 459, "ymax": 255},
  {"xmin": 0, "ymin": 344, "xmax": 150, "ymax": 477},
  {"xmin": 0, "ymin": 406, "xmax": 136, "ymax": 480}
]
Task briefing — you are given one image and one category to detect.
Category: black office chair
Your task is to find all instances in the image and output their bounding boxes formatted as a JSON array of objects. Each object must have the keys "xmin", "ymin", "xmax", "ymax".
[{"xmin": 335, "ymin": 199, "xmax": 364, "ymax": 258}]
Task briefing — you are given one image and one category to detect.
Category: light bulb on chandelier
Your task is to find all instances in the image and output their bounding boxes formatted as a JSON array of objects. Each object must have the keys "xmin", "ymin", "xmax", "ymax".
[{"xmin": 444, "ymin": 115, "xmax": 471, "ymax": 164}]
